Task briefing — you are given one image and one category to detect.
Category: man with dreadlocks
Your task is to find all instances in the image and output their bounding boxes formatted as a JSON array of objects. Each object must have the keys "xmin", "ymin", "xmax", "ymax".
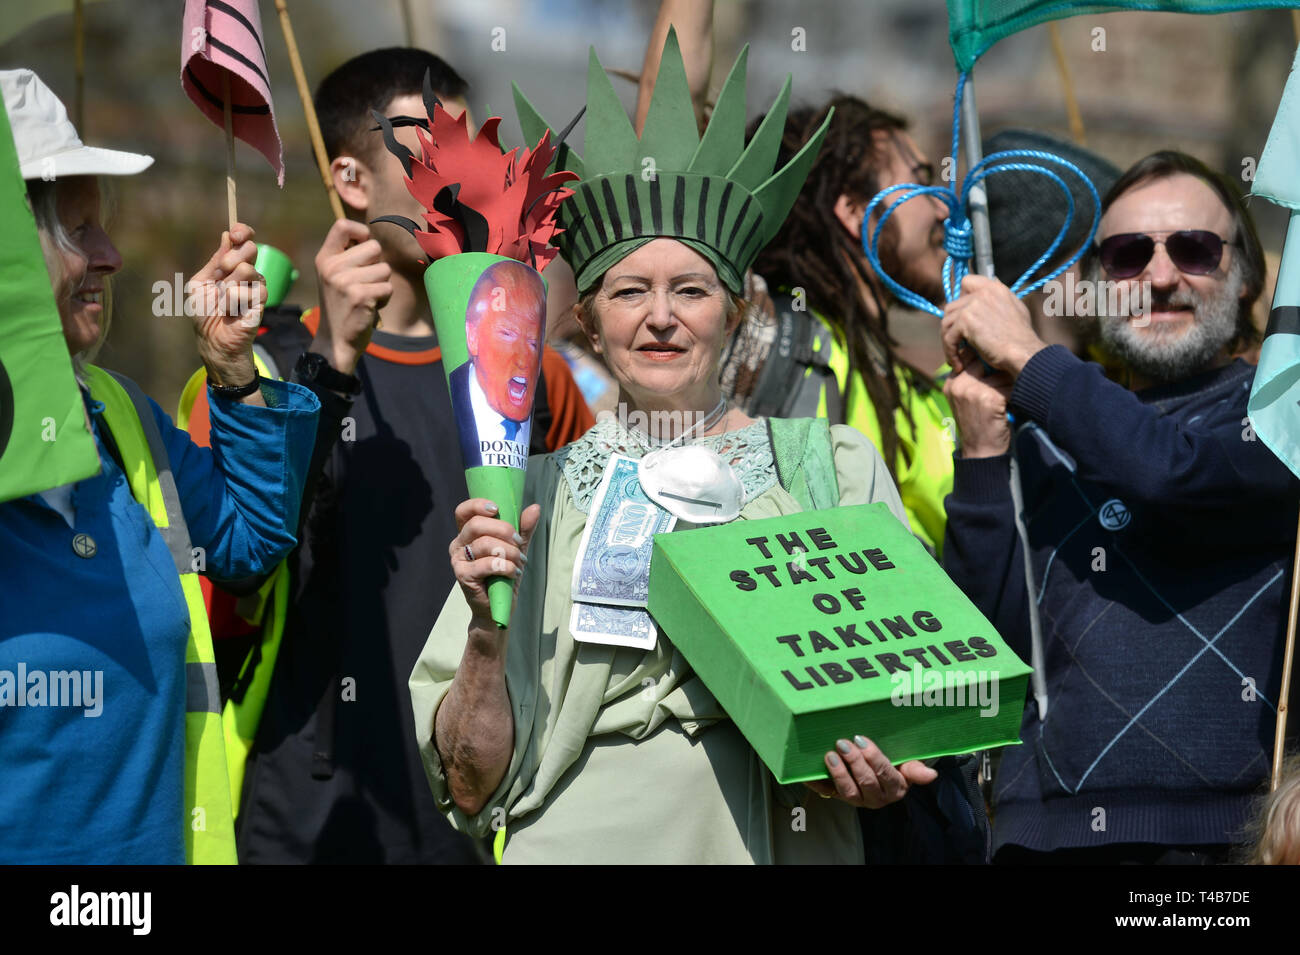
[{"xmin": 722, "ymin": 97, "xmax": 955, "ymax": 555}]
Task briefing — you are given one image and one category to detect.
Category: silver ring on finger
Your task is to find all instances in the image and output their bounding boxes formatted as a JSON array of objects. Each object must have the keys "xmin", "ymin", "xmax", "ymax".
[{"xmin": 465, "ymin": 544, "xmax": 474, "ymax": 562}]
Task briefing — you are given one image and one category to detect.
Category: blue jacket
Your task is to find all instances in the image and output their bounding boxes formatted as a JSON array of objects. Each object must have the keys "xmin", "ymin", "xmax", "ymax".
[
  {"xmin": 943, "ymin": 346, "xmax": 1298, "ymax": 854},
  {"xmin": 0, "ymin": 377, "xmax": 318, "ymax": 863}
]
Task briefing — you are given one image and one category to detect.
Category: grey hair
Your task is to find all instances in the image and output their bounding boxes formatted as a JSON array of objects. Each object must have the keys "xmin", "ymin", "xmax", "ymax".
[{"xmin": 25, "ymin": 177, "xmax": 112, "ymax": 373}]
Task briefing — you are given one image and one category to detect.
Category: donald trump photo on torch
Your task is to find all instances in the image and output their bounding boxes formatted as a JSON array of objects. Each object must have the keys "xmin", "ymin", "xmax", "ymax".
[{"xmin": 449, "ymin": 259, "xmax": 547, "ymax": 468}]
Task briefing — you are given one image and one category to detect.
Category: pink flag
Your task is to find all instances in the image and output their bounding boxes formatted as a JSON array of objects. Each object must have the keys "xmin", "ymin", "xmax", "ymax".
[{"xmin": 181, "ymin": 0, "xmax": 284, "ymax": 185}]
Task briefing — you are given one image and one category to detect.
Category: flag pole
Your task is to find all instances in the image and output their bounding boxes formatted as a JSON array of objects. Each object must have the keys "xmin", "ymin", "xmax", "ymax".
[
  {"xmin": 274, "ymin": 0, "xmax": 345, "ymax": 221},
  {"xmin": 1046, "ymin": 22, "xmax": 1086, "ymax": 146},
  {"xmin": 399, "ymin": 0, "xmax": 416, "ymax": 47},
  {"xmin": 1274, "ymin": 520, "xmax": 1299, "ymax": 791},
  {"xmin": 961, "ymin": 70, "xmax": 1052, "ymax": 720},
  {"xmin": 222, "ymin": 73, "xmax": 237, "ymax": 230},
  {"xmin": 1271, "ymin": 8, "xmax": 1300, "ymax": 795},
  {"xmin": 959, "ymin": 71, "xmax": 994, "ymax": 279}
]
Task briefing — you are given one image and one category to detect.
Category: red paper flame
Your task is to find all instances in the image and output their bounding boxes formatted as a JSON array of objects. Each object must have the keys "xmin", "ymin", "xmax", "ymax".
[{"xmin": 402, "ymin": 105, "xmax": 576, "ymax": 271}]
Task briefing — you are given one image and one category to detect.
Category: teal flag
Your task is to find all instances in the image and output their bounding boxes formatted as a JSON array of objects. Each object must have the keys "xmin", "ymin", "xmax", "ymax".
[
  {"xmin": 0, "ymin": 92, "xmax": 99, "ymax": 502},
  {"xmin": 947, "ymin": 0, "xmax": 1294, "ymax": 72},
  {"xmin": 1249, "ymin": 42, "xmax": 1300, "ymax": 479}
]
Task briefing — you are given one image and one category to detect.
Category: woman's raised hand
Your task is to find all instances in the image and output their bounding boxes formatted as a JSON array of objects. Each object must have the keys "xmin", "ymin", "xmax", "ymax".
[
  {"xmin": 188, "ymin": 223, "xmax": 267, "ymax": 389},
  {"xmin": 450, "ymin": 499, "xmax": 542, "ymax": 630}
]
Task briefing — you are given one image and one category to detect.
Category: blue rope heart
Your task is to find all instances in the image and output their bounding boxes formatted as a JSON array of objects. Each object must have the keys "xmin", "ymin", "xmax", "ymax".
[{"xmin": 861, "ymin": 71, "xmax": 1102, "ymax": 317}]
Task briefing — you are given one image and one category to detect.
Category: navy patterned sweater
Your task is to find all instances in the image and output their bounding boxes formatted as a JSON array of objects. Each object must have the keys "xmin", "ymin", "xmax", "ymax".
[{"xmin": 943, "ymin": 345, "xmax": 1298, "ymax": 854}]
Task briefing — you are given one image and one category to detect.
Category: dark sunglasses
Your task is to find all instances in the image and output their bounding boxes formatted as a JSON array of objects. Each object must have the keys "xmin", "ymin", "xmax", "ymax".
[{"xmin": 1097, "ymin": 230, "xmax": 1235, "ymax": 279}]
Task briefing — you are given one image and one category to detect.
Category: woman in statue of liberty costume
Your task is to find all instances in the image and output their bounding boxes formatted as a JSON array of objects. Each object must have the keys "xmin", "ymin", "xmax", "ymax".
[{"xmin": 410, "ymin": 30, "xmax": 938, "ymax": 863}]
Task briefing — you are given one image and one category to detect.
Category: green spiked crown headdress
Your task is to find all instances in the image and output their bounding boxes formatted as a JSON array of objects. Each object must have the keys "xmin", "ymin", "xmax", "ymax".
[{"xmin": 513, "ymin": 28, "xmax": 832, "ymax": 294}]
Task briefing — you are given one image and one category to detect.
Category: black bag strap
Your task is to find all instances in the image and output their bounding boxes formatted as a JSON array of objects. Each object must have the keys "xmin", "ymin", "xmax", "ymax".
[
  {"xmin": 747, "ymin": 295, "xmax": 808, "ymax": 417},
  {"xmin": 746, "ymin": 293, "xmax": 844, "ymax": 424}
]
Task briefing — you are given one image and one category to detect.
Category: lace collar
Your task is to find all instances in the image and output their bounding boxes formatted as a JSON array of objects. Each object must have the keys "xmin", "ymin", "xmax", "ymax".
[{"xmin": 561, "ymin": 414, "xmax": 776, "ymax": 514}]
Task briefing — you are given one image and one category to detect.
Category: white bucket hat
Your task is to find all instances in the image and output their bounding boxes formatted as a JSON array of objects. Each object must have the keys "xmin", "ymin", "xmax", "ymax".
[{"xmin": 1, "ymin": 68, "xmax": 152, "ymax": 180}]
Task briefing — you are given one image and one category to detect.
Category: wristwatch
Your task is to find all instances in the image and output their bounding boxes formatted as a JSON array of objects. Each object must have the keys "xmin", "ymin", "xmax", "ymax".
[
  {"xmin": 208, "ymin": 372, "xmax": 261, "ymax": 400},
  {"xmin": 295, "ymin": 351, "xmax": 362, "ymax": 396}
]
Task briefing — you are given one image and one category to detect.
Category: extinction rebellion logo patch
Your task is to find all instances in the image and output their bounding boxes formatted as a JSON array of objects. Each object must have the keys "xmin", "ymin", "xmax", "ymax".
[{"xmin": 1098, "ymin": 498, "xmax": 1131, "ymax": 531}]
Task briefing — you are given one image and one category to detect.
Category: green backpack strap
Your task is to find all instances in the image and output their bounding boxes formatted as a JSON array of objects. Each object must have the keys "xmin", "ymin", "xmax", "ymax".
[{"xmin": 768, "ymin": 417, "xmax": 839, "ymax": 511}]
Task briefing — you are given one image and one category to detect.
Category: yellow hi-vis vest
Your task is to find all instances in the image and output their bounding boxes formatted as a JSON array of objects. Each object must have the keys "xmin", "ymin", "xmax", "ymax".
[
  {"xmin": 83, "ymin": 365, "xmax": 238, "ymax": 865},
  {"xmin": 178, "ymin": 351, "xmax": 286, "ymax": 817},
  {"xmin": 815, "ymin": 319, "xmax": 955, "ymax": 557}
]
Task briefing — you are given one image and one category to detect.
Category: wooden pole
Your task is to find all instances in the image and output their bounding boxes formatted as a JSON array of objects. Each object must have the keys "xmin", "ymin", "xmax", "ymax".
[
  {"xmin": 1273, "ymin": 513, "xmax": 1300, "ymax": 791},
  {"xmin": 1271, "ymin": 8, "xmax": 1300, "ymax": 796},
  {"xmin": 222, "ymin": 73, "xmax": 237, "ymax": 230},
  {"xmin": 399, "ymin": 0, "xmax": 416, "ymax": 47},
  {"xmin": 73, "ymin": 0, "xmax": 84, "ymax": 131},
  {"xmin": 1047, "ymin": 21, "xmax": 1086, "ymax": 147},
  {"xmin": 274, "ymin": 0, "xmax": 345, "ymax": 221}
]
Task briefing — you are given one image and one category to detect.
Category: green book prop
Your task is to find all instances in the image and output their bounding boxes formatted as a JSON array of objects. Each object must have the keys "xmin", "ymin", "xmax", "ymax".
[
  {"xmin": 647, "ymin": 503, "xmax": 1031, "ymax": 783},
  {"xmin": 372, "ymin": 72, "xmax": 575, "ymax": 627},
  {"xmin": 0, "ymin": 93, "xmax": 99, "ymax": 503}
]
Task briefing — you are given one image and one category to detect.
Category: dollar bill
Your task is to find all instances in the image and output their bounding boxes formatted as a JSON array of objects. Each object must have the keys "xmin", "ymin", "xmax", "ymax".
[
  {"xmin": 569, "ymin": 601, "xmax": 658, "ymax": 651},
  {"xmin": 571, "ymin": 454, "xmax": 676, "ymax": 607}
]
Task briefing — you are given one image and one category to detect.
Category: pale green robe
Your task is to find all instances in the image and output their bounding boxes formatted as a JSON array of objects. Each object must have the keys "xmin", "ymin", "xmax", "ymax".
[{"xmin": 409, "ymin": 419, "xmax": 911, "ymax": 863}]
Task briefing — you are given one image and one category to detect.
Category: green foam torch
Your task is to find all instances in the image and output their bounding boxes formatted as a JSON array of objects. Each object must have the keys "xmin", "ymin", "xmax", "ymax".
[
  {"xmin": 372, "ymin": 72, "xmax": 576, "ymax": 628},
  {"xmin": 425, "ymin": 253, "xmax": 548, "ymax": 626}
]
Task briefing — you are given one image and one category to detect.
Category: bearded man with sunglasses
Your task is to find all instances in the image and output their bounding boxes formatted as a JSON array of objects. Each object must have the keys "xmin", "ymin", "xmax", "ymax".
[{"xmin": 938, "ymin": 150, "xmax": 1299, "ymax": 864}]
